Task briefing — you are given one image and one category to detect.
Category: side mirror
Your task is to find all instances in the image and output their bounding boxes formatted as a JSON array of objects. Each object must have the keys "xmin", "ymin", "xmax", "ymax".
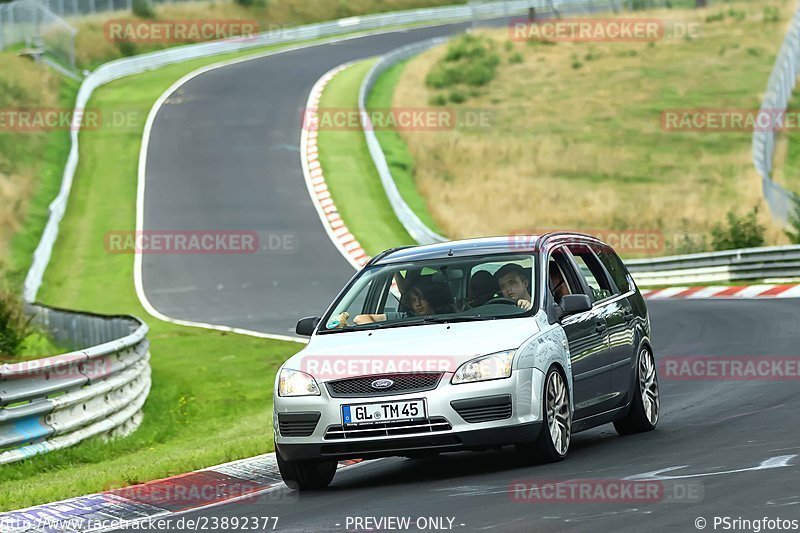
[
  {"xmin": 559, "ymin": 294, "xmax": 592, "ymax": 318},
  {"xmin": 296, "ymin": 316, "xmax": 321, "ymax": 336}
]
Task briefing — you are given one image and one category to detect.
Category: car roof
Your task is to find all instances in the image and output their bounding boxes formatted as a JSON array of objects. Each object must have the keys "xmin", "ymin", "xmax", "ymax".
[{"xmin": 371, "ymin": 233, "xmax": 607, "ymax": 265}]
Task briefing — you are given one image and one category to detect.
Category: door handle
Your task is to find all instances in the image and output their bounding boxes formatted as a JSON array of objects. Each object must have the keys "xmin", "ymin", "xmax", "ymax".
[
  {"xmin": 623, "ymin": 309, "xmax": 635, "ymax": 322},
  {"xmin": 595, "ymin": 321, "xmax": 607, "ymax": 333}
]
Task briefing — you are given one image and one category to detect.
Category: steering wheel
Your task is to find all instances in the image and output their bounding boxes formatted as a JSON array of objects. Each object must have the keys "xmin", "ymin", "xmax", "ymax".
[{"xmin": 484, "ymin": 297, "xmax": 518, "ymax": 306}]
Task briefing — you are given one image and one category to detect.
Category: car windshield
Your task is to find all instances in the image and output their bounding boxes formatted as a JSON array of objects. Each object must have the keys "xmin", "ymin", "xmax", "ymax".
[{"xmin": 320, "ymin": 254, "xmax": 537, "ymax": 333}]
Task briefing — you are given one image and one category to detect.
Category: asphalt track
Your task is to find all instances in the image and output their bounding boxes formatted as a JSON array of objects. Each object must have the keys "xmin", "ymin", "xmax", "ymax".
[
  {"xmin": 141, "ymin": 22, "xmax": 499, "ymax": 337},
  {"xmin": 137, "ymin": 20, "xmax": 800, "ymax": 533}
]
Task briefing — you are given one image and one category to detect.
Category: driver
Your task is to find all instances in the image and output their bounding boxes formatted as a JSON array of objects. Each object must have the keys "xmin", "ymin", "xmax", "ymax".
[
  {"xmin": 347, "ymin": 279, "xmax": 454, "ymax": 325},
  {"xmin": 495, "ymin": 264, "xmax": 533, "ymax": 311}
]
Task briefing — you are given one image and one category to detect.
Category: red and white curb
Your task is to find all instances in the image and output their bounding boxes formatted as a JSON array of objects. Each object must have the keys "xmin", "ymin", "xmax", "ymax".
[
  {"xmin": 0, "ymin": 454, "xmax": 363, "ymax": 532},
  {"xmin": 641, "ymin": 284, "xmax": 800, "ymax": 300},
  {"xmin": 301, "ymin": 63, "xmax": 372, "ymax": 270}
]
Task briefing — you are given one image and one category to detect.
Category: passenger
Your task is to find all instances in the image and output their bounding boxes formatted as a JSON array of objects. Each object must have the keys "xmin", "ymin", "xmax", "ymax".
[
  {"xmin": 549, "ymin": 262, "xmax": 571, "ymax": 305},
  {"xmin": 495, "ymin": 263, "xmax": 533, "ymax": 311},
  {"xmin": 351, "ymin": 279, "xmax": 454, "ymax": 325},
  {"xmin": 467, "ymin": 270, "xmax": 499, "ymax": 308}
]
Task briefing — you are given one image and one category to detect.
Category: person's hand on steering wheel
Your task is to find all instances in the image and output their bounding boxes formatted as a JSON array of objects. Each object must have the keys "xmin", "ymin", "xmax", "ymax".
[{"xmin": 516, "ymin": 299, "xmax": 532, "ymax": 311}]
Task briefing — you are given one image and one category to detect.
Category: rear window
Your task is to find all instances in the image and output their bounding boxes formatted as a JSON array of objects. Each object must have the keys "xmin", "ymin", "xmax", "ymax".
[{"xmin": 593, "ymin": 245, "xmax": 633, "ymax": 294}]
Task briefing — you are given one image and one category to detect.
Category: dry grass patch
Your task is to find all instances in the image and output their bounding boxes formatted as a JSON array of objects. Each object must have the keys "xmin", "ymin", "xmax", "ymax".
[
  {"xmin": 0, "ymin": 53, "xmax": 65, "ymax": 263},
  {"xmin": 393, "ymin": 1, "xmax": 791, "ymax": 254}
]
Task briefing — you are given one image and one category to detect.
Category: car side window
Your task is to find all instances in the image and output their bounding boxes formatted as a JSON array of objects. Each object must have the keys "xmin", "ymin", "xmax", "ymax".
[
  {"xmin": 593, "ymin": 245, "xmax": 633, "ymax": 294},
  {"xmin": 567, "ymin": 245, "xmax": 615, "ymax": 302}
]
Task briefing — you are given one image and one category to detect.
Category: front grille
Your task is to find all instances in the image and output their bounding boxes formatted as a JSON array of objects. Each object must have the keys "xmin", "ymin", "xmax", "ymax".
[
  {"xmin": 326, "ymin": 373, "xmax": 443, "ymax": 398},
  {"xmin": 324, "ymin": 416, "xmax": 452, "ymax": 440},
  {"xmin": 451, "ymin": 394, "xmax": 512, "ymax": 423},
  {"xmin": 278, "ymin": 412, "xmax": 320, "ymax": 437}
]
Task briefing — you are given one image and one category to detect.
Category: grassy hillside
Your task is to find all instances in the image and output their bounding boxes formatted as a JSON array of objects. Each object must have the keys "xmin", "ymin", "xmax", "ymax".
[{"xmin": 390, "ymin": 0, "xmax": 792, "ymax": 254}]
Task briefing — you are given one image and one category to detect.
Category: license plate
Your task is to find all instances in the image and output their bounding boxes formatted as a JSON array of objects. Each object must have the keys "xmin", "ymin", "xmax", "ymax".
[{"xmin": 342, "ymin": 399, "xmax": 426, "ymax": 426}]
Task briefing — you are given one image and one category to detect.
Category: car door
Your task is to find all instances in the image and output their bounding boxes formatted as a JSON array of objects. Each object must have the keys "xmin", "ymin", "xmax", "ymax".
[
  {"xmin": 548, "ymin": 247, "xmax": 610, "ymax": 420},
  {"xmin": 592, "ymin": 244, "xmax": 639, "ymax": 409}
]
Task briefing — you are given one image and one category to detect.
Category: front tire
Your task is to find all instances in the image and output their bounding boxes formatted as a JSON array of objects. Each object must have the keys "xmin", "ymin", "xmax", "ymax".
[
  {"xmin": 276, "ymin": 448, "xmax": 337, "ymax": 490},
  {"xmin": 516, "ymin": 366, "xmax": 571, "ymax": 463},
  {"xmin": 614, "ymin": 346, "xmax": 660, "ymax": 435}
]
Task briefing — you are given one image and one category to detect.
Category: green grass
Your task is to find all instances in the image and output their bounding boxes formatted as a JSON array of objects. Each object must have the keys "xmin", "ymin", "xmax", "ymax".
[
  {"xmin": 0, "ymin": 46, "xmax": 317, "ymax": 512},
  {"xmin": 317, "ymin": 60, "xmax": 416, "ymax": 255},
  {"xmin": 367, "ymin": 59, "xmax": 445, "ymax": 237}
]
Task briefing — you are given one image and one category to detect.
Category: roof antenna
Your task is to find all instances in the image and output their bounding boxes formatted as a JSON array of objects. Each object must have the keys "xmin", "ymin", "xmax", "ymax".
[{"xmin": 447, "ymin": 249, "xmax": 454, "ymax": 257}]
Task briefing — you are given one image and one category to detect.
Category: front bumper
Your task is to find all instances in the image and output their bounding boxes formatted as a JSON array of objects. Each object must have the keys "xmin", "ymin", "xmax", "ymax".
[{"xmin": 274, "ymin": 367, "xmax": 545, "ymax": 462}]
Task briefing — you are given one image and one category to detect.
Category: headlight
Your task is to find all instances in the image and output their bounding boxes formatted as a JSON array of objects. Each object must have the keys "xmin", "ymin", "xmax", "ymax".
[
  {"xmin": 278, "ymin": 368, "xmax": 320, "ymax": 397},
  {"xmin": 451, "ymin": 350, "xmax": 515, "ymax": 384}
]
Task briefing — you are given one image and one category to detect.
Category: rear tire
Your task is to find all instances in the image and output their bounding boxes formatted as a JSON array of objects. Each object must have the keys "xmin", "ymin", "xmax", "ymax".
[
  {"xmin": 516, "ymin": 366, "xmax": 571, "ymax": 463},
  {"xmin": 614, "ymin": 346, "xmax": 660, "ymax": 435},
  {"xmin": 276, "ymin": 448, "xmax": 337, "ymax": 490}
]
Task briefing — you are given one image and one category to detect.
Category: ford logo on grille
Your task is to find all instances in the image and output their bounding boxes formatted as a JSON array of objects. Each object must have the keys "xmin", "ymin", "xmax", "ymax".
[{"xmin": 371, "ymin": 378, "xmax": 394, "ymax": 389}]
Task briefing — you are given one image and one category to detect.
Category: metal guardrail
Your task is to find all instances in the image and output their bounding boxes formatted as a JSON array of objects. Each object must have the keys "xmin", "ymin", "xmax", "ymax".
[
  {"xmin": 752, "ymin": 6, "xmax": 800, "ymax": 225},
  {"xmin": 22, "ymin": 0, "xmax": 615, "ymax": 302},
  {"xmin": 358, "ymin": 0, "xmax": 670, "ymax": 245},
  {"xmin": 359, "ymin": 37, "xmax": 451, "ymax": 245},
  {"xmin": 0, "ymin": 305, "xmax": 151, "ymax": 465},
  {"xmin": 626, "ymin": 245, "xmax": 800, "ymax": 286}
]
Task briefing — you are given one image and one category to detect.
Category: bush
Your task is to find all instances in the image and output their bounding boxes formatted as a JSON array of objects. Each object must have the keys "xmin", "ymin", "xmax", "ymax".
[
  {"xmin": 786, "ymin": 195, "xmax": 800, "ymax": 244},
  {"xmin": 711, "ymin": 207, "xmax": 766, "ymax": 251},
  {"xmin": 426, "ymin": 34, "xmax": 500, "ymax": 94},
  {"xmin": 509, "ymin": 52, "xmax": 524, "ymax": 64},
  {"xmin": 429, "ymin": 94, "xmax": 447, "ymax": 106},
  {"xmin": 131, "ymin": 0, "xmax": 154, "ymax": 18},
  {"xmin": 0, "ymin": 292, "xmax": 30, "ymax": 360},
  {"xmin": 448, "ymin": 90, "xmax": 466, "ymax": 104},
  {"xmin": 763, "ymin": 6, "xmax": 781, "ymax": 23},
  {"xmin": 116, "ymin": 40, "xmax": 138, "ymax": 57}
]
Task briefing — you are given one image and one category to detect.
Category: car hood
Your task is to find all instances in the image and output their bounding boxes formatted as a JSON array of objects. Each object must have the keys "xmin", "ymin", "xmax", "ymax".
[{"xmin": 283, "ymin": 317, "xmax": 540, "ymax": 381}]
